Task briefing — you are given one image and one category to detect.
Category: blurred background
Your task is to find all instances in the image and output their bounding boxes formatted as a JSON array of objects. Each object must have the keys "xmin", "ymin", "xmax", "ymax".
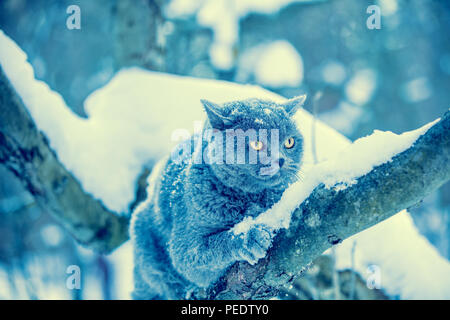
[{"xmin": 0, "ymin": 0, "xmax": 449, "ymax": 299}]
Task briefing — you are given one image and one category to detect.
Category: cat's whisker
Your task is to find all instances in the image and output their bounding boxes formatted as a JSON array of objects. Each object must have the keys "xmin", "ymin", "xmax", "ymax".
[
  {"xmin": 285, "ymin": 168, "xmax": 303, "ymax": 183},
  {"xmin": 284, "ymin": 164, "xmax": 304, "ymax": 179},
  {"xmin": 296, "ymin": 170, "xmax": 305, "ymax": 179},
  {"xmin": 294, "ymin": 173, "xmax": 303, "ymax": 182},
  {"xmin": 291, "ymin": 167, "xmax": 305, "ymax": 182}
]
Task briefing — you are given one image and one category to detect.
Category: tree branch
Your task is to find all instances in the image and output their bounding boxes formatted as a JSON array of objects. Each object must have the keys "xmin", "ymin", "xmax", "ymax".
[
  {"xmin": 0, "ymin": 66, "xmax": 128, "ymax": 254},
  {"xmin": 205, "ymin": 110, "xmax": 450, "ymax": 299}
]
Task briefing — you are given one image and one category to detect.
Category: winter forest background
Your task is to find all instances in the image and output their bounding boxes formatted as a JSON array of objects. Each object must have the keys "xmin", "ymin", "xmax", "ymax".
[{"xmin": 0, "ymin": 0, "xmax": 449, "ymax": 299}]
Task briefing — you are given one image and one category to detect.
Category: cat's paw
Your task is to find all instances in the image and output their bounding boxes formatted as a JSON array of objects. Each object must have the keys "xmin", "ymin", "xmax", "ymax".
[{"xmin": 238, "ymin": 224, "xmax": 274, "ymax": 265}]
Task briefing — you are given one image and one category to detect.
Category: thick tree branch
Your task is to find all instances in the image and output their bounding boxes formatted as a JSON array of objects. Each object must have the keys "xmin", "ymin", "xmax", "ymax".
[
  {"xmin": 0, "ymin": 66, "xmax": 128, "ymax": 254},
  {"xmin": 205, "ymin": 110, "xmax": 450, "ymax": 299}
]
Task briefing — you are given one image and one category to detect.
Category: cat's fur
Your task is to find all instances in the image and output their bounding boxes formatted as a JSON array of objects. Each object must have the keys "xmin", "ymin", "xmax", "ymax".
[{"xmin": 130, "ymin": 96, "xmax": 305, "ymax": 299}]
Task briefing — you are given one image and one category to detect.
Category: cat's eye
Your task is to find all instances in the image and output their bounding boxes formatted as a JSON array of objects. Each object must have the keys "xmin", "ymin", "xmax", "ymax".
[
  {"xmin": 284, "ymin": 137, "xmax": 295, "ymax": 149},
  {"xmin": 249, "ymin": 141, "xmax": 264, "ymax": 151}
]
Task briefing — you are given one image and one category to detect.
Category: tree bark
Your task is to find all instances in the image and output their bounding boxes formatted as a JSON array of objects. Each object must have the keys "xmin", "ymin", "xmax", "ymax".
[
  {"xmin": 0, "ymin": 66, "xmax": 128, "ymax": 254},
  {"xmin": 203, "ymin": 109, "xmax": 450, "ymax": 299}
]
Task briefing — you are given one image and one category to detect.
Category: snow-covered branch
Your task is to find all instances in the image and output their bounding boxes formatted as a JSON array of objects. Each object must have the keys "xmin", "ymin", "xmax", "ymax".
[
  {"xmin": 204, "ymin": 110, "xmax": 450, "ymax": 299},
  {"xmin": 0, "ymin": 66, "xmax": 129, "ymax": 253}
]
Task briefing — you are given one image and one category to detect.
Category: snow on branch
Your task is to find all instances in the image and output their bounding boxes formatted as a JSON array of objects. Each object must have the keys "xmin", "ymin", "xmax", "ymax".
[
  {"xmin": 0, "ymin": 66, "xmax": 129, "ymax": 253},
  {"xmin": 204, "ymin": 110, "xmax": 450, "ymax": 299}
]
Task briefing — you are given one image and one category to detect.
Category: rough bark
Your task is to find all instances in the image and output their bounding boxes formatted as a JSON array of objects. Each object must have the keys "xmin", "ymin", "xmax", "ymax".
[
  {"xmin": 201, "ymin": 109, "xmax": 450, "ymax": 299},
  {"xmin": 0, "ymin": 66, "xmax": 128, "ymax": 254}
]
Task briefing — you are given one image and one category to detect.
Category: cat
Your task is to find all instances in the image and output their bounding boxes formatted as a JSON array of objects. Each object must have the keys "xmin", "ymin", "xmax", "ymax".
[{"xmin": 130, "ymin": 96, "xmax": 306, "ymax": 299}]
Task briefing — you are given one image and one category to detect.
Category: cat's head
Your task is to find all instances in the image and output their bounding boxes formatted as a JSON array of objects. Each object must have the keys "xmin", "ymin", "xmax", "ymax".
[{"xmin": 200, "ymin": 96, "xmax": 305, "ymax": 193}]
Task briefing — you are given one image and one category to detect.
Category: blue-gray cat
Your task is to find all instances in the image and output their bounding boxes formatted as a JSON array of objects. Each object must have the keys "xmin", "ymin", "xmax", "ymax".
[{"xmin": 130, "ymin": 96, "xmax": 305, "ymax": 299}]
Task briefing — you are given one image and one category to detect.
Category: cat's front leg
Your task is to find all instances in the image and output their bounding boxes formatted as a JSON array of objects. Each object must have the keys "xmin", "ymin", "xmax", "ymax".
[
  {"xmin": 169, "ymin": 223, "xmax": 275, "ymax": 286},
  {"xmin": 200, "ymin": 223, "xmax": 276, "ymax": 267}
]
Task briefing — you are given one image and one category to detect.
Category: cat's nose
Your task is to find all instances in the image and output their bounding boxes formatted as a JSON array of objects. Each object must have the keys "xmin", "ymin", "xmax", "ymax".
[{"xmin": 278, "ymin": 158, "xmax": 285, "ymax": 168}]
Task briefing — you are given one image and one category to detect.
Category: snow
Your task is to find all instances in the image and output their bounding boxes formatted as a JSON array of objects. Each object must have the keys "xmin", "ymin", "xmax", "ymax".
[
  {"xmin": 377, "ymin": 0, "xmax": 399, "ymax": 16},
  {"xmin": 40, "ymin": 224, "xmax": 65, "ymax": 248},
  {"xmin": 253, "ymin": 41, "xmax": 304, "ymax": 88},
  {"xmin": 321, "ymin": 60, "xmax": 347, "ymax": 86},
  {"xmin": 333, "ymin": 211, "xmax": 450, "ymax": 299},
  {"xmin": 318, "ymin": 119, "xmax": 438, "ymax": 188},
  {"xmin": 1, "ymin": 30, "xmax": 449, "ymax": 299},
  {"xmin": 401, "ymin": 77, "xmax": 432, "ymax": 103},
  {"xmin": 108, "ymin": 242, "xmax": 134, "ymax": 299},
  {"xmin": 236, "ymin": 41, "xmax": 304, "ymax": 88},
  {"xmin": 318, "ymin": 101, "xmax": 363, "ymax": 136},
  {"xmin": 345, "ymin": 69, "xmax": 378, "ymax": 105},
  {"xmin": 166, "ymin": 0, "xmax": 316, "ymax": 70}
]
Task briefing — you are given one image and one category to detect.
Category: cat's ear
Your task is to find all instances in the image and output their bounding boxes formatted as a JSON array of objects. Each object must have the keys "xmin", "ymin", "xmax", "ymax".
[
  {"xmin": 282, "ymin": 95, "xmax": 307, "ymax": 116},
  {"xmin": 201, "ymin": 99, "xmax": 232, "ymax": 129}
]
